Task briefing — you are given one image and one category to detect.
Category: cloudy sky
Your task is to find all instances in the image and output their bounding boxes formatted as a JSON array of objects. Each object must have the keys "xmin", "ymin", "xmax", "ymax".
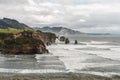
[{"xmin": 0, "ymin": 0, "xmax": 120, "ymax": 33}]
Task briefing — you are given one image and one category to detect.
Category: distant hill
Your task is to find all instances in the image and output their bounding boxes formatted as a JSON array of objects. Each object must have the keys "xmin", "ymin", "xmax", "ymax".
[
  {"xmin": 34, "ymin": 26, "xmax": 84, "ymax": 35},
  {"xmin": 0, "ymin": 18, "xmax": 31, "ymax": 29}
]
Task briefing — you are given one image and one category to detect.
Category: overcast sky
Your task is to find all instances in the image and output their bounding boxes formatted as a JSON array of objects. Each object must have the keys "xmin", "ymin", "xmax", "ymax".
[{"xmin": 0, "ymin": 0, "xmax": 120, "ymax": 33}]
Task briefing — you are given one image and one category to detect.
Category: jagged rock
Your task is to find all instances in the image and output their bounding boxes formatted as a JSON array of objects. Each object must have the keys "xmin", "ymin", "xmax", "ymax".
[
  {"xmin": 60, "ymin": 36, "xmax": 66, "ymax": 41},
  {"xmin": 65, "ymin": 38, "xmax": 70, "ymax": 44},
  {"xmin": 37, "ymin": 30, "xmax": 57, "ymax": 45},
  {"xmin": 74, "ymin": 40, "xmax": 78, "ymax": 44},
  {"xmin": 0, "ymin": 30, "xmax": 56, "ymax": 54},
  {"xmin": 0, "ymin": 31, "xmax": 53, "ymax": 54}
]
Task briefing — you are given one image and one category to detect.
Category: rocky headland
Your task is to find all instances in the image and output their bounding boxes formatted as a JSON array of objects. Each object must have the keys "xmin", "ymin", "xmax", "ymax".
[
  {"xmin": 0, "ymin": 18, "xmax": 57, "ymax": 54},
  {"xmin": 0, "ymin": 30, "xmax": 56, "ymax": 54}
]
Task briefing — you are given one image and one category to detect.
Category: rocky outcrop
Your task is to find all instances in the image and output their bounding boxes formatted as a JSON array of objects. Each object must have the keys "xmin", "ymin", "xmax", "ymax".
[
  {"xmin": 74, "ymin": 40, "xmax": 78, "ymax": 44},
  {"xmin": 9, "ymin": 30, "xmax": 57, "ymax": 45},
  {"xmin": 36, "ymin": 30, "xmax": 57, "ymax": 45},
  {"xmin": 65, "ymin": 38, "xmax": 70, "ymax": 44},
  {"xmin": 2, "ymin": 38, "xmax": 47, "ymax": 54},
  {"xmin": 40, "ymin": 32, "xmax": 57, "ymax": 45},
  {"xmin": 60, "ymin": 36, "xmax": 66, "ymax": 41},
  {"xmin": 0, "ymin": 30, "xmax": 56, "ymax": 54}
]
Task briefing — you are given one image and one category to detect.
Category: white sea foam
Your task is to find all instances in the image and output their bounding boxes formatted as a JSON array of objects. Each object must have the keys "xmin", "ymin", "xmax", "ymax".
[
  {"xmin": 79, "ymin": 50, "xmax": 120, "ymax": 61},
  {"xmin": 0, "ymin": 40, "xmax": 120, "ymax": 76},
  {"xmin": 48, "ymin": 42, "xmax": 120, "ymax": 76},
  {"xmin": 0, "ymin": 68, "xmax": 65, "ymax": 73},
  {"xmin": 90, "ymin": 41, "xmax": 109, "ymax": 45},
  {"xmin": 110, "ymin": 47, "xmax": 120, "ymax": 52},
  {"xmin": 75, "ymin": 71, "xmax": 120, "ymax": 77}
]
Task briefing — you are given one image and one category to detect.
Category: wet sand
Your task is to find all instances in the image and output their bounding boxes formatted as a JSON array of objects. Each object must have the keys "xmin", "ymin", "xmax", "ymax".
[{"xmin": 0, "ymin": 73, "xmax": 119, "ymax": 80}]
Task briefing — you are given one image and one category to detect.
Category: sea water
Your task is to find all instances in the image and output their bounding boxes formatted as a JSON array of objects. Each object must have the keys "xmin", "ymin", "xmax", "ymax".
[{"xmin": 0, "ymin": 34, "xmax": 120, "ymax": 77}]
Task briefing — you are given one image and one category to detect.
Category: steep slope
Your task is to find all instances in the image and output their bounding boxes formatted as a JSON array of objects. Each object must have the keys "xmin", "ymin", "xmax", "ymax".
[{"xmin": 0, "ymin": 18, "xmax": 31, "ymax": 29}]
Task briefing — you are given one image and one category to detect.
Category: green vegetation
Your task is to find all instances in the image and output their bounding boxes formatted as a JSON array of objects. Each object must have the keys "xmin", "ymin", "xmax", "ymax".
[
  {"xmin": 0, "ymin": 18, "xmax": 32, "ymax": 30},
  {"xmin": 0, "ymin": 28, "xmax": 35, "ymax": 34},
  {"xmin": 36, "ymin": 30, "xmax": 43, "ymax": 34},
  {"xmin": 0, "ymin": 18, "xmax": 33, "ymax": 34},
  {"xmin": 0, "ymin": 28, "xmax": 23, "ymax": 34},
  {"xmin": 2, "ymin": 38, "xmax": 44, "ymax": 48},
  {"xmin": 0, "ymin": 29, "xmax": 38, "ymax": 47}
]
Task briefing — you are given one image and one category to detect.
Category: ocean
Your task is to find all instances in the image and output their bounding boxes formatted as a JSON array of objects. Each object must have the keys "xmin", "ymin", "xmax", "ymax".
[{"xmin": 0, "ymin": 34, "xmax": 120, "ymax": 77}]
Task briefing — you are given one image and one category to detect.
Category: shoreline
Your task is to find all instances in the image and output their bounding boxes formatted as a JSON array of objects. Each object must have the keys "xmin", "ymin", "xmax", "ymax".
[
  {"xmin": 0, "ymin": 73, "xmax": 119, "ymax": 80},
  {"xmin": 0, "ymin": 73, "xmax": 114, "ymax": 80}
]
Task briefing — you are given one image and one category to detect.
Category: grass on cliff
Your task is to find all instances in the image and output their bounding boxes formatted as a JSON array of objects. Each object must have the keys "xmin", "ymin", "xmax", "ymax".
[
  {"xmin": 0, "ymin": 29, "xmax": 44, "ymax": 47},
  {"xmin": 0, "ymin": 28, "xmax": 23, "ymax": 34},
  {"xmin": 0, "ymin": 28, "xmax": 34, "ymax": 34}
]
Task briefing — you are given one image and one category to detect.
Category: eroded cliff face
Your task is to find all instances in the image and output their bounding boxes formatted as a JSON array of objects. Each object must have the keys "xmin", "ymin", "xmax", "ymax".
[
  {"xmin": 40, "ymin": 32, "xmax": 57, "ymax": 45},
  {"xmin": 12, "ymin": 30, "xmax": 57, "ymax": 45},
  {"xmin": 2, "ymin": 38, "xmax": 47, "ymax": 54},
  {"xmin": 0, "ymin": 30, "xmax": 56, "ymax": 54}
]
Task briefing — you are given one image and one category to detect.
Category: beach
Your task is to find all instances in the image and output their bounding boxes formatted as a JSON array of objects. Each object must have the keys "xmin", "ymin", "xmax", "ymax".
[{"xmin": 0, "ymin": 73, "xmax": 116, "ymax": 80}]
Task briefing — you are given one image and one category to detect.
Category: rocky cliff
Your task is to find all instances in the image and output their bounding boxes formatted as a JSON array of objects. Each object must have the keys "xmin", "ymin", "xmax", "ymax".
[
  {"xmin": 36, "ymin": 30, "xmax": 57, "ymax": 45},
  {"xmin": 0, "ymin": 30, "xmax": 56, "ymax": 54},
  {"xmin": 0, "ymin": 18, "xmax": 57, "ymax": 54}
]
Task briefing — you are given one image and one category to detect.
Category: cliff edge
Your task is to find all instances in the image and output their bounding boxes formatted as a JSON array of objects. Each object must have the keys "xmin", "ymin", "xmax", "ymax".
[{"xmin": 0, "ymin": 30, "xmax": 56, "ymax": 54}]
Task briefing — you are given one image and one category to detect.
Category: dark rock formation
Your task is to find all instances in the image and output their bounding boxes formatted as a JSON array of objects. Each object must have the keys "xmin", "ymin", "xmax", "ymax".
[
  {"xmin": 2, "ymin": 38, "xmax": 47, "ymax": 54},
  {"xmin": 37, "ymin": 30, "xmax": 57, "ymax": 45},
  {"xmin": 65, "ymin": 38, "xmax": 70, "ymax": 44},
  {"xmin": 74, "ymin": 40, "xmax": 78, "ymax": 44},
  {"xmin": 0, "ymin": 30, "xmax": 56, "ymax": 54},
  {"xmin": 0, "ymin": 18, "xmax": 57, "ymax": 54},
  {"xmin": 60, "ymin": 36, "xmax": 66, "ymax": 41}
]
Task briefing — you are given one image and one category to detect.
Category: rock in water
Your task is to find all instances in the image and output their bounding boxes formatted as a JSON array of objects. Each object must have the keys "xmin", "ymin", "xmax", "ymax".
[
  {"xmin": 65, "ymin": 38, "xmax": 70, "ymax": 44},
  {"xmin": 74, "ymin": 40, "xmax": 78, "ymax": 44},
  {"xmin": 60, "ymin": 36, "xmax": 66, "ymax": 41}
]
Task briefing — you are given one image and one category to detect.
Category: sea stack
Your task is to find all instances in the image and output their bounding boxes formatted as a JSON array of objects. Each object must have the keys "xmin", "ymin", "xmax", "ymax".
[
  {"xmin": 60, "ymin": 36, "xmax": 66, "ymax": 41},
  {"xmin": 74, "ymin": 40, "xmax": 78, "ymax": 44},
  {"xmin": 65, "ymin": 38, "xmax": 70, "ymax": 44}
]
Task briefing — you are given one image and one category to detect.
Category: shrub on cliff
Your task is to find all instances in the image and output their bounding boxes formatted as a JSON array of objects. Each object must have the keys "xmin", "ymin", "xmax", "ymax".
[
  {"xmin": 0, "ymin": 33, "xmax": 13, "ymax": 40},
  {"xmin": 36, "ymin": 30, "xmax": 43, "ymax": 34},
  {"xmin": 1, "ymin": 38, "xmax": 47, "ymax": 54},
  {"xmin": 3, "ymin": 38, "xmax": 44, "ymax": 46}
]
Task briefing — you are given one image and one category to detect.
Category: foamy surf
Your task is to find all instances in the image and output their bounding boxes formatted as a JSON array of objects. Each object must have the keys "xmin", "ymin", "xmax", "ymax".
[
  {"xmin": 0, "ymin": 68, "xmax": 66, "ymax": 74},
  {"xmin": 47, "ymin": 41, "xmax": 120, "ymax": 76},
  {"xmin": 0, "ymin": 35, "xmax": 120, "ymax": 77}
]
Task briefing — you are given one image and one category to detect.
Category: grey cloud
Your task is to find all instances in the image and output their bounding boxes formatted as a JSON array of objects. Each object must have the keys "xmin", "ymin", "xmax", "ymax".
[
  {"xmin": 0, "ymin": 0, "xmax": 28, "ymax": 5},
  {"xmin": 0, "ymin": 0, "xmax": 120, "ymax": 33}
]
